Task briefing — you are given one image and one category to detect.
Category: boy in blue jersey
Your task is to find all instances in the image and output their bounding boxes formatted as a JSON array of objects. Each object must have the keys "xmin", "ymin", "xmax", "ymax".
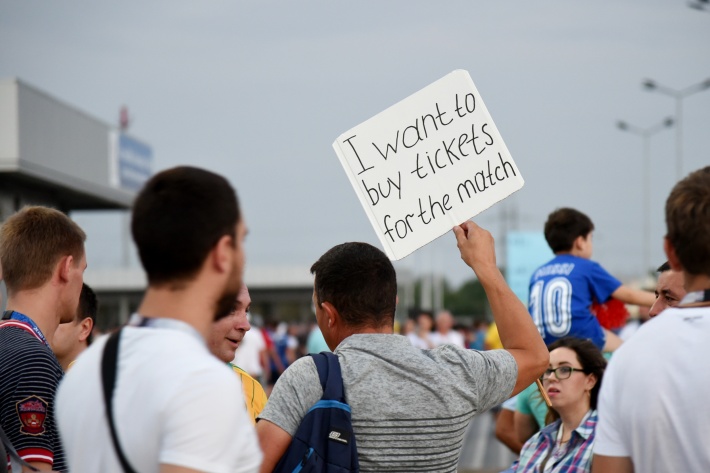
[{"xmin": 529, "ymin": 208, "xmax": 655, "ymax": 351}]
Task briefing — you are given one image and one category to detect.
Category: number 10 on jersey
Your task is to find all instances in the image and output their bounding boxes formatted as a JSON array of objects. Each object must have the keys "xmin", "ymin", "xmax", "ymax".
[{"xmin": 529, "ymin": 277, "xmax": 572, "ymax": 338}]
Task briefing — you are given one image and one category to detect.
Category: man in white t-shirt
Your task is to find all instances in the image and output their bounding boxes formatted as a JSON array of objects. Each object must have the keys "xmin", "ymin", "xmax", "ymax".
[
  {"xmin": 618, "ymin": 261, "xmax": 686, "ymax": 340},
  {"xmin": 57, "ymin": 167, "xmax": 262, "ymax": 473},
  {"xmin": 430, "ymin": 310, "xmax": 465, "ymax": 348},
  {"xmin": 593, "ymin": 166, "xmax": 710, "ymax": 473}
]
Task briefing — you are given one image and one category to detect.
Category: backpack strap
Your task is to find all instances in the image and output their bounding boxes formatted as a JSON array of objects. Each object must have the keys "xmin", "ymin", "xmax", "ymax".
[
  {"xmin": 310, "ymin": 352, "xmax": 345, "ymax": 402},
  {"xmin": 101, "ymin": 329, "xmax": 138, "ymax": 473}
]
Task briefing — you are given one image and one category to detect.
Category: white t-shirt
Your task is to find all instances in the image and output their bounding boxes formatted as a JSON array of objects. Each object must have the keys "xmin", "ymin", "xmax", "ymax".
[
  {"xmin": 594, "ymin": 305, "xmax": 710, "ymax": 473},
  {"xmin": 57, "ymin": 320, "xmax": 262, "ymax": 473},
  {"xmin": 233, "ymin": 326, "xmax": 267, "ymax": 376},
  {"xmin": 430, "ymin": 330, "xmax": 465, "ymax": 348}
]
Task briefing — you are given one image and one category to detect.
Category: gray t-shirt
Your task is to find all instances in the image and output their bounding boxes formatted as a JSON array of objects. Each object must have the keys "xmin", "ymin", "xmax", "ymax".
[{"xmin": 259, "ymin": 333, "xmax": 517, "ymax": 473}]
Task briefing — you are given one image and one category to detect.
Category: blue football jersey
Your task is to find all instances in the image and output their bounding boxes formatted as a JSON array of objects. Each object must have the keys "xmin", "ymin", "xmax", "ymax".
[{"xmin": 528, "ymin": 254, "xmax": 621, "ymax": 349}]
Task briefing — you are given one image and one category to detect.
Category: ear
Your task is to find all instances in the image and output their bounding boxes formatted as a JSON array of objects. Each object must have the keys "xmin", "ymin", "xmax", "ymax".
[
  {"xmin": 78, "ymin": 317, "xmax": 94, "ymax": 343},
  {"xmin": 584, "ymin": 372, "xmax": 598, "ymax": 392},
  {"xmin": 211, "ymin": 235, "xmax": 234, "ymax": 274},
  {"xmin": 57, "ymin": 255, "xmax": 74, "ymax": 283},
  {"xmin": 320, "ymin": 301, "xmax": 340, "ymax": 328},
  {"xmin": 572, "ymin": 235, "xmax": 585, "ymax": 251},
  {"xmin": 664, "ymin": 237, "xmax": 683, "ymax": 272}
]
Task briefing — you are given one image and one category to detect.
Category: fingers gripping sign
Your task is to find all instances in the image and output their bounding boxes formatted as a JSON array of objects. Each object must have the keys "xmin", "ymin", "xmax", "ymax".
[{"xmin": 453, "ymin": 221, "xmax": 497, "ymax": 274}]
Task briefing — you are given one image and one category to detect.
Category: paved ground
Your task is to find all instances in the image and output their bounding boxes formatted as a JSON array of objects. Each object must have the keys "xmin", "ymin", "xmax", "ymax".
[{"xmin": 457, "ymin": 410, "xmax": 516, "ymax": 473}]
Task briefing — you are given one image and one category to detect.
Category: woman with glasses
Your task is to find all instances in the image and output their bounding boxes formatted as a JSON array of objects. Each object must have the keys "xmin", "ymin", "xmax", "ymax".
[{"xmin": 513, "ymin": 337, "xmax": 606, "ymax": 472}]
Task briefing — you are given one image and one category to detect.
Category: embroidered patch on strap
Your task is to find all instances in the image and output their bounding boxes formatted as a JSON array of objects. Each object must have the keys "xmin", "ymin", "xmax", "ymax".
[{"xmin": 16, "ymin": 395, "xmax": 48, "ymax": 435}]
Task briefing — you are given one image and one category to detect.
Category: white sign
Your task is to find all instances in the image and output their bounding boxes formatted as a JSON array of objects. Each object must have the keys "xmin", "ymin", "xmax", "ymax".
[
  {"xmin": 108, "ymin": 131, "xmax": 153, "ymax": 192},
  {"xmin": 333, "ymin": 70, "xmax": 525, "ymax": 260}
]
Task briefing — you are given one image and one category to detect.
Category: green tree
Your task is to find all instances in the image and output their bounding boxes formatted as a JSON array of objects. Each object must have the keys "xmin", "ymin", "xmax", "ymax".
[{"xmin": 444, "ymin": 278, "xmax": 489, "ymax": 320}]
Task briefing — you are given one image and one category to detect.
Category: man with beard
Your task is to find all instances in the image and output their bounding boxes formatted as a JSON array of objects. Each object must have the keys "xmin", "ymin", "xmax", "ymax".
[
  {"xmin": 593, "ymin": 166, "xmax": 710, "ymax": 472},
  {"xmin": 208, "ymin": 283, "xmax": 267, "ymax": 424},
  {"xmin": 0, "ymin": 206, "xmax": 86, "ymax": 472},
  {"xmin": 56, "ymin": 167, "xmax": 261, "ymax": 473},
  {"xmin": 648, "ymin": 261, "xmax": 686, "ymax": 318}
]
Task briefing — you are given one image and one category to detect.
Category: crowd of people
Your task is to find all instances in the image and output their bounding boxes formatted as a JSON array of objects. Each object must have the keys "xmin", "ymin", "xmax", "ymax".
[
  {"xmin": 235, "ymin": 310, "xmax": 494, "ymax": 396},
  {"xmin": 0, "ymin": 164, "xmax": 708, "ymax": 473}
]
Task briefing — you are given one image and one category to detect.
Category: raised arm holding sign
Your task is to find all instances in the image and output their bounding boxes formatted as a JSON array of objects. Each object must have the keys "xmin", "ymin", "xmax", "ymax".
[
  {"xmin": 453, "ymin": 221, "xmax": 549, "ymax": 395},
  {"xmin": 256, "ymin": 73, "xmax": 547, "ymax": 471}
]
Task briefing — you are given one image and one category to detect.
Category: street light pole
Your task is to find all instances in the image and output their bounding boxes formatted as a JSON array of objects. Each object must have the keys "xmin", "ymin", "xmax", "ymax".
[
  {"xmin": 688, "ymin": 0, "xmax": 710, "ymax": 12},
  {"xmin": 642, "ymin": 77, "xmax": 710, "ymax": 182},
  {"xmin": 617, "ymin": 117, "xmax": 674, "ymax": 274}
]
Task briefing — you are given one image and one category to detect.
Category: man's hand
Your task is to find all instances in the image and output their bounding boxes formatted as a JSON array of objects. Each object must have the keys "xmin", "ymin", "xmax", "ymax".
[{"xmin": 453, "ymin": 221, "xmax": 497, "ymax": 277}]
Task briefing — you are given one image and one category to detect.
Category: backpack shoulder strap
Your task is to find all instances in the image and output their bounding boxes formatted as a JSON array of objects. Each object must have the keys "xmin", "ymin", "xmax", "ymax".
[
  {"xmin": 101, "ymin": 329, "xmax": 138, "ymax": 473},
  {"xmin": 310, "ymin": 352, "xmax": 345, "ymax": 402}
]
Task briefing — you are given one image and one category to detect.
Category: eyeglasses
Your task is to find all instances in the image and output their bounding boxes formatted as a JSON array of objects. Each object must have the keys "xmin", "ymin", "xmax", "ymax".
[{"xmin": 541, "ymin": 366, "xmax": 587, "ymax": 381}]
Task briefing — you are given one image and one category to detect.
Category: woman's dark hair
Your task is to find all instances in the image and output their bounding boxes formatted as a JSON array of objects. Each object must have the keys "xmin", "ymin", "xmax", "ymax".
[{"xmin": 545, "ymin": 337, "xmax": 607, "ymax": 424}]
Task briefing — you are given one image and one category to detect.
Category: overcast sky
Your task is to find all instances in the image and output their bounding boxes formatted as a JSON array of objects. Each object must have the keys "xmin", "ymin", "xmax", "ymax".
[{"xmin": 1, "ymin": 1, "xmax": 708, "ymax": 287}]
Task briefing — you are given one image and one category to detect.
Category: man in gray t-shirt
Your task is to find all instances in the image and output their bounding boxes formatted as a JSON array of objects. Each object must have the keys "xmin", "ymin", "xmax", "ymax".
[{"xmin": 257, "ymin": 221, "xmax": 549, "ymax": 473}]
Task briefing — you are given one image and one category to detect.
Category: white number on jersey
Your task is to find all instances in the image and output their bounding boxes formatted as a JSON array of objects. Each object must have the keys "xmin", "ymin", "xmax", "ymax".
[{"xmin": 529, "ymin": 277, "xmax": 572, "ymax": 338}]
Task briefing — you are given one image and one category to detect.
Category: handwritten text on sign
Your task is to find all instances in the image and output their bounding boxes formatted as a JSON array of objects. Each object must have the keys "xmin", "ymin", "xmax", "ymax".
[{"xmin": 333, "ymin": 70, "xmax": 524, "ymax": 260}]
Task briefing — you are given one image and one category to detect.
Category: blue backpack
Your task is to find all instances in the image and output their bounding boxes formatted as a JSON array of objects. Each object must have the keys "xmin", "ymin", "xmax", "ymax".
[{"xmin": 273, "ymin": 352, "xmax": 359, "ymax": 473}]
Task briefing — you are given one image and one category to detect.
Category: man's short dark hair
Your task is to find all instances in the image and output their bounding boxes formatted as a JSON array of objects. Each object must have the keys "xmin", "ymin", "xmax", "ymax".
[
  {"xmin": 665, "ymin": 166, "xmax": 710, "ymax": 277},
  {"xmin": 311, "ymin": 242, "xmax": 397, "ymax": 329},
  {"xmin": 657, "ymin": 262, "xmax": 671, "ymax": 273},
  {"xmin": 131, "ymin": 166, "xmax": 240, "ymax": 285},
  {"xmin": 544, "ymin": 208, "xmax": 595, "ymax": 253},
  {"xmin": 78, "ymin": 283, "xmax": 98, "ymax": 344}
]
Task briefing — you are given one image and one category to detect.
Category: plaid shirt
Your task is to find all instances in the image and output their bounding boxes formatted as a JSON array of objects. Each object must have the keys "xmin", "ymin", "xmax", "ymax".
[{"xmin": 515, "ymin": 410, "xmax": 597, "ymax": 473}]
